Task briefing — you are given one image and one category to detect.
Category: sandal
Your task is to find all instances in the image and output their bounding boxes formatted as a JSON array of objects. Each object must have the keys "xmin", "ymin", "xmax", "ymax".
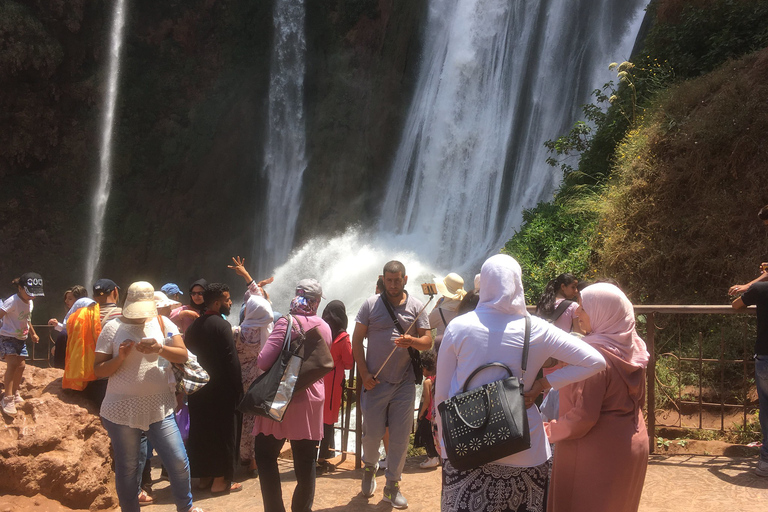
[
  {"xmin": 138, "ymin": 489, "xmax": 154, "ymax": 505},
  {"xmin": 210, "ymin": 481, "xmax": 243, "ymax": 495}
]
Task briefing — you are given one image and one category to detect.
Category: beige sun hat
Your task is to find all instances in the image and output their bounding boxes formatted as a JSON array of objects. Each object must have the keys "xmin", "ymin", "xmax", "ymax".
[
  {"xmin": 435, "ymin": 273, "xmax": 467, "ymax": 301},
  {"xmin": 154, "ymin": 291, "xmax": 181, "ymax": 309},
  {"xmin": 122, "ymin": 281, "xmax": 158, "ymax": 319}
]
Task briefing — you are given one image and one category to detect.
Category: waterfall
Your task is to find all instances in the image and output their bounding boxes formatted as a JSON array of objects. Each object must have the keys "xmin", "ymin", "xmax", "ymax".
[
  {"xmin": 265, "ymin": 0, "xmax": 648, "ymax": 311},
  {"xmin": 84, "ymin": 0, "xmax": 128, "ymax": 288},
  {"xmin": 379, "ymin": 0, "xmax": 650, "ymax": 270},
  {"xmin": 255, "ymin": 0, "xmax": 308, "ymax": 276}
]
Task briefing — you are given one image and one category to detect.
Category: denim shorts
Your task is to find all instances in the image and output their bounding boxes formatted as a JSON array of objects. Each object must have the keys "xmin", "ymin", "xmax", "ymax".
[{"xmin": 0, "ymin": 335, "xmax": 29, "ymax": 359}]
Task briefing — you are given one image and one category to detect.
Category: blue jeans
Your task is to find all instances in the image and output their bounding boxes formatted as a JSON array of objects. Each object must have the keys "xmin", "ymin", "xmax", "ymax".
[
  {"xmin": 755, "ymin": 355, "xmax": 768, "ymax": 462},
  {"xmin": 103, "ymin": 414, "xmax": 192, "ymax": 512}
]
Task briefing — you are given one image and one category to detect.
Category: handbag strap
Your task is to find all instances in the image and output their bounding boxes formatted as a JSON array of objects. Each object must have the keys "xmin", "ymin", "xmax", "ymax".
[
  {"xmin": 547, "ymin": 299, "xmax": 573, "ymax": 323},
  {"xmin": 461, "ymin": 315, "xmax": 531, "ymax": 393},
  {"xmin": 283, "ymin": 315, "xmax": 294, "ymax": 350},
  {"xmin": 380, "ymin": 293, "xmax": 408, "ymax": 335},
  {"xmin": 438, "ymin": 307, "xmax": 447, "ymax": 327}
]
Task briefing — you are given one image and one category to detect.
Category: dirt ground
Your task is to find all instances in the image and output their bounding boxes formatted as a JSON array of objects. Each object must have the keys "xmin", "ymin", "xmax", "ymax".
[{"xmin": 2, "ymin": 453, "xmax": 767, "ymax": 512}]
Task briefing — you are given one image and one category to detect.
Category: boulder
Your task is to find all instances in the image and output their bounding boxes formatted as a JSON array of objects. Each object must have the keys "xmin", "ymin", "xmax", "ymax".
[{"xmin": 0, "ymin": 362, "xmax": 116, "ymax": 510}]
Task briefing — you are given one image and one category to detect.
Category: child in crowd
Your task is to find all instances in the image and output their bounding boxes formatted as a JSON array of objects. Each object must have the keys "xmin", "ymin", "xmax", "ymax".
[
  {"xmin": 415, "ymin": 350, "xmax": 439, "ymax": 469},
  {"xmin": 0, "ymin": 273, "xmax": 44, "ymax": 417}
]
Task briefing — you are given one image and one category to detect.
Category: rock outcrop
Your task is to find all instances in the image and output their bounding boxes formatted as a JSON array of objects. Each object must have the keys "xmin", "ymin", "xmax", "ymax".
[{"xmin": 0, "ymin": 362, "xmax": 116, "ymax": 511}]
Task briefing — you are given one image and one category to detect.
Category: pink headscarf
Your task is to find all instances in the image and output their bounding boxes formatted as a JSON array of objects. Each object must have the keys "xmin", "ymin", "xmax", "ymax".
[{"xmin": 580, "ymin": 283, "xmax": 649, "ymax": 368}]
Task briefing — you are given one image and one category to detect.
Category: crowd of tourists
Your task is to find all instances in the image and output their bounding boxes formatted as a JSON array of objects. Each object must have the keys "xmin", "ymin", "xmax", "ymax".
[{"xmin": 1, "ymin": 204, "xmax": 767, "ymax": 512}]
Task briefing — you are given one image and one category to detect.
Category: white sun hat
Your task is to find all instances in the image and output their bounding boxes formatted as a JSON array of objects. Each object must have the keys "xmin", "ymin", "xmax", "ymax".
[
  {"xmin": 154, "ymin": 291, "xmax": 181, "ymax": 309},
  {"xmin": 435, "ymin": 273, "xmax": 467, "ymax": 301},
  {"xmin": 122, "ymin": 281, "xmax": 158, "ymax": 319}
]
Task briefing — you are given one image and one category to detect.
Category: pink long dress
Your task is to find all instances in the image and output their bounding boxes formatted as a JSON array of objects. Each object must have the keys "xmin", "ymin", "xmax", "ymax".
[{"xmin": 546, "ymin": 347, "xmax": 648, "ymax": 512}]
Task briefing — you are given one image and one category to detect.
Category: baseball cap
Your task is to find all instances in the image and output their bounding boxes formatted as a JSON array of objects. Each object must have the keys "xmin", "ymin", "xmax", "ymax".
[
  {"xmin": 19, "ymin": 272, "xmax": 45, "ymax": 297},
  {"xmin": 161, "ymin": 283, "xmax": 183, "ymax": 296},
  {"xmin": 93, "ymin": 279, "xmax": 119, "ymax": 297},
  {"xmin": 296, "ymin": 279, "xmax": 324, "ymax": 302}
]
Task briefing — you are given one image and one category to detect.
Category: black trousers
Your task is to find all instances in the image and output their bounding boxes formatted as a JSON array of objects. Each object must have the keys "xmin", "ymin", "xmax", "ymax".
[
  {"xmin": 318, "ymin": 423, "xmax": 335, "ymax": 460},
  {"xmin": 254, "ymin": 434, "xmax": 319, "ymax": 512}
]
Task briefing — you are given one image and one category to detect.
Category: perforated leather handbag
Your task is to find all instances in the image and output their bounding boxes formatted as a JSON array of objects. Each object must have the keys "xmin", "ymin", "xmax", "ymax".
[{"xmin": 438, "ymin": 316, "xmax": 531, "ymax": 471}]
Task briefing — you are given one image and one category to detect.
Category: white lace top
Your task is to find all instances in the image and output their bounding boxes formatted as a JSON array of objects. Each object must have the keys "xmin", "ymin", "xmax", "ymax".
[{"xmin": 95, "ymin": 316, "xmax": 180, "ymax": 430}]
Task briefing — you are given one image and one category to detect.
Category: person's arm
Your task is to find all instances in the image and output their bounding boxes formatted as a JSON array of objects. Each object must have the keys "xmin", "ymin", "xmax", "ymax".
[
  {"xmin": 419, "ymin": 378, "xmax": 432, "ymax": 419},
  {"xmin": 228, "ymin": 255, "xmax": 273, "ymax": 299},
  {"xmin": 729, "ymin": 266, "xmax": 768, "ymax": 295},
  {"xmin": 732, "ymin": 296, "xmax": 747, "ymax": 310},
  {"xmin": 546, "ymin": 369, "xmax": 607, "ymax": 442},
  {"xmin": 0, "ymin": 309, "xmax": 5, "ymax": 321},
  {"xmin": 134, "ymin": 334, "xmax": 188, "ymax": 363},
  {"xmin": 28, "ymin": 323, "xmax": 39, "ymax": 343},
  {"xmin": 352, "ymin": 321, "xmax": 377, "ymax": 390},
  {"xmin": 532, "ymin": 326, "xmax": 606, "ymax": 392},
  {"xmin": 340, "ymin": 332, "xmax": 355, "ymax": 370},
  {"xmin": 394, "ymin": 327, "xmax": 432, "ymax": 351},
  {"xmin": 94, "ymin": 341, "xmax": 134, "ymax": 378},
  {"xmin": 257, "ymin": 317, "xmax": 289, "ymax": 371}
]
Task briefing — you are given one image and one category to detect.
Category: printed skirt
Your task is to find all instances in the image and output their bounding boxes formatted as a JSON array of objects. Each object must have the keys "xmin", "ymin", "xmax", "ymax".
[{"xmin": 441, "ymin": 458, "xmax": 552, "ymax": 512}]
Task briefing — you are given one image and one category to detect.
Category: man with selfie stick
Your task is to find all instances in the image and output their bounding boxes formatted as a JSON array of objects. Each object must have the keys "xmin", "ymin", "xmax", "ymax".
[{"xmin": 352, "ymin": 260, "xmax": 432, "ymax": 509}]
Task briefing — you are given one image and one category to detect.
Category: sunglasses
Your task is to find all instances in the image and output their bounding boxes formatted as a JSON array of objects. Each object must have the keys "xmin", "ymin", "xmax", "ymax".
[{"xmin": 190, "ymin": 291, "xmax": 204, "ymax": 296}]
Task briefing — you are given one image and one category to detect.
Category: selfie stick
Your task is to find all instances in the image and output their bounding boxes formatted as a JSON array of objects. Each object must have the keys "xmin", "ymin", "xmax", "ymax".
[{"xmin": 371, "ymin": 291, "xmax": 435, "ymax": 381}]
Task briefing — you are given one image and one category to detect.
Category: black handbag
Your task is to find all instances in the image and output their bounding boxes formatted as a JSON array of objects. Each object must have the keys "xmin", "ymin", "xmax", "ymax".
[
  {"xmin": 438, "ymin": 315, "xmax": 532, "ymax": 471},
  {"xmin": 237, "ymin": 315, "xmax": 303, "ymax": 422},
  {"xmin": 290, "ymin": 314, "xmax": 334, "ymax": 392}
]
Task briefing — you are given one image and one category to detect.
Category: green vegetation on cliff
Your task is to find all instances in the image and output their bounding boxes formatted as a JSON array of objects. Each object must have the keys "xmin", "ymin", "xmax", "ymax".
[{"xmin": 504, "ymin": 0, "xmax": 768, "ymax": 304}]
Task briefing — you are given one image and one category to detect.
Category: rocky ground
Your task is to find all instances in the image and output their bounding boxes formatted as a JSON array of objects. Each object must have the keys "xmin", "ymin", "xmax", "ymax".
[{"xmin": 0, "ymin": 363, "xmax": 116, "ymax": 510}]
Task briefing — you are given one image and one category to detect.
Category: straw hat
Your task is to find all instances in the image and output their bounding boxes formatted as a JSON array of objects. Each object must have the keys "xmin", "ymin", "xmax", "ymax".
[
  {"xmin": 122, "ymin": 281, "xmax": 158, "ymax": 319},
  {"xmin": 435, "ymin": 273, "xmax": 466, "ymax": 301},
  {"xmin": 154, "ymin": 291, "xmax": 181, "ymax": 309}
]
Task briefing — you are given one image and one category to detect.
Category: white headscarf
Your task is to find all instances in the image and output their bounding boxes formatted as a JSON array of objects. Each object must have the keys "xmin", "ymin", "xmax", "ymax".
[
  {"xmin": 477, "ymin": 254, "xmax": 528, "ymax": 316},
  {"xmin": 581, "ymin": 283, "xmax": 649, "ymax": 368},
  {"xmin": 241, "ymin": 294, "xmax": 274, "ymax": 346}
]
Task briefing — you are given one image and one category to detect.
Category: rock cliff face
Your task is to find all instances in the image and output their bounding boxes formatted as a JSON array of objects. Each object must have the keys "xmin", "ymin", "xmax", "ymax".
[
  {"xmin": 0, "ymin": 363, "xmax": 115, "ymax": 510},
  {"xmin": 1, "ymin": 0, "xmax": 426, "ymax": 305}
]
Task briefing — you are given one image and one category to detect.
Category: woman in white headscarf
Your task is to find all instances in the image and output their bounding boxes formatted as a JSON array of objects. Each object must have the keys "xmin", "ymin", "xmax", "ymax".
[
  {"xmin": 545, "ymin": 283, "xmax": 649, "ymax": 512},
  {"xmin": 435, "ymin": 254, "xmax": 606, "ymax": 512}
]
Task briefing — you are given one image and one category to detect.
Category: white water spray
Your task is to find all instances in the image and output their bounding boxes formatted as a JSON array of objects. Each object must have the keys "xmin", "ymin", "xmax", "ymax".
[
  {"xmin": 267, "ymin": 0, "xmax": 648, "ymax": 310},
  {"xmin": 84, "ymin": 0, "xmax": 128, "ymax": 287},
  {"xmin": 255, "ymin": 0, "xmax": 308, "ymax": 276}
]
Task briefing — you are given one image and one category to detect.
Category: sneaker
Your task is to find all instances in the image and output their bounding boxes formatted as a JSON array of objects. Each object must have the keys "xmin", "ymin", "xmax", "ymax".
[
  {"xmin": 383, "ymin": 481, "xmax": 408, "ymax": 509},
  {"xmin": 378, "ymin": 457, "xmax": 388, "ymax": 470},
  {"xmin": 419, "ymin": 456, "xmax": 440, "ymax": 469},
  {"xmin": 1, "ymin": 396, "xmax": 17, "ymax": 417},
  {"xmin": 13, "ymin": 392, "xmax": 24, "ymax": 405},
  {"xmin": 361, "ymin": 463, "xmax": 378, "ymax": 497},
  {"xmin": 756, "ymin": 459, "xmax": 768, "ymax": 477}
]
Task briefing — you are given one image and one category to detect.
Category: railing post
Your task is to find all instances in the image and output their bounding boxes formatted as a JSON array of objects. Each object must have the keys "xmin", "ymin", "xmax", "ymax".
[{"xmin": 647, "ymin": 312, "xmax": 656, "ymax": 454}]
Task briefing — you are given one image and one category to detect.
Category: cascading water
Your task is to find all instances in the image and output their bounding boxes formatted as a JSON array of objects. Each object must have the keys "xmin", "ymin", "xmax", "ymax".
[
  {"xmin": 255, "ymin": 0, "xmax": 308, "ymax": 276},
  {"xmin": 266, "ymin": 0, "xmax": 648, "ymax": 312},
  {"xmin": 84, "ymin": 0, "xmax": 128, "ymax": 288},
  {"xmin": 380, "ymin": 0, "xmax": 650, "ymax": 270}
]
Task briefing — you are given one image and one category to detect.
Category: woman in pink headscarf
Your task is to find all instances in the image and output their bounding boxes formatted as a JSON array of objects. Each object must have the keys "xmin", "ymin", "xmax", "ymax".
[{"xmin": 545, "ymin": 283, "xmax": 649, "ymax": 512}]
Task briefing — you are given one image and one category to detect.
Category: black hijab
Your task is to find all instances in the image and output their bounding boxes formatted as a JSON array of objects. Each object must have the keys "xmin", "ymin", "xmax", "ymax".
[
  {"xmin": 189, "ymin": 278, "xmax": 208, "ymax": 315},
  {"xmin": 321, "ymin": 300, "xmax": 348, "ymax": 341}
]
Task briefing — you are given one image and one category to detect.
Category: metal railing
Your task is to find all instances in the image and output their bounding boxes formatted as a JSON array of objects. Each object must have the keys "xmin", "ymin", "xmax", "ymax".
[{"xmin": 31, "ymin": 305, "xmax": 760, "ymax": 461}]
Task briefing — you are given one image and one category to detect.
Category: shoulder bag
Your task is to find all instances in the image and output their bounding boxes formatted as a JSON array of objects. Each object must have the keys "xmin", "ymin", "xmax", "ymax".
[
  {"xmin": 237, "ymin": 315, "xmax": 303, "ymax": 421},
  {"xmin": 290, "ymin": 314, "xmax": 335, "ymax": 392},
  {"xmin": 157, "ymin": 315, "xmax": 210, "ymax": 395},
  {"xmin": 438, "ymin": 315, "xmax": 532, "ymax": 471}
]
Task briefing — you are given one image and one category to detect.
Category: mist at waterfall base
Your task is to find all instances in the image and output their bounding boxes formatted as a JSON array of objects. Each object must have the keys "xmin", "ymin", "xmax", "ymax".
[{"xmin": 262, "ymin": 0, "xmax": 648, "ymax": 313}]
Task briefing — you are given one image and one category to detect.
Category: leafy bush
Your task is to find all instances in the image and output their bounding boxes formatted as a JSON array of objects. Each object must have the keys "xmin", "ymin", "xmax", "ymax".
[{"xmin": 502, "ymin": 198, "xmax": 599, "ymax": 304}]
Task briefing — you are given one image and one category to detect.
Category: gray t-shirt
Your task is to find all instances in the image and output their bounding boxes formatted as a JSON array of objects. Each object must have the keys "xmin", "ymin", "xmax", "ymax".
[{"xmin": 355, "ymin": 293, "xmax": 430, "ymax": 384}]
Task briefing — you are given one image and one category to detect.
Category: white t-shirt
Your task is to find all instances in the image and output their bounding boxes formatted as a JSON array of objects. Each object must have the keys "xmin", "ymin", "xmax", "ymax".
[
  {"xmin": 0, "ymin": 294, "xmax": 33, "ymax": 340},
  {"xmin": 95, "ymin": 316, "xmax": 181, "ymax": 430}
]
